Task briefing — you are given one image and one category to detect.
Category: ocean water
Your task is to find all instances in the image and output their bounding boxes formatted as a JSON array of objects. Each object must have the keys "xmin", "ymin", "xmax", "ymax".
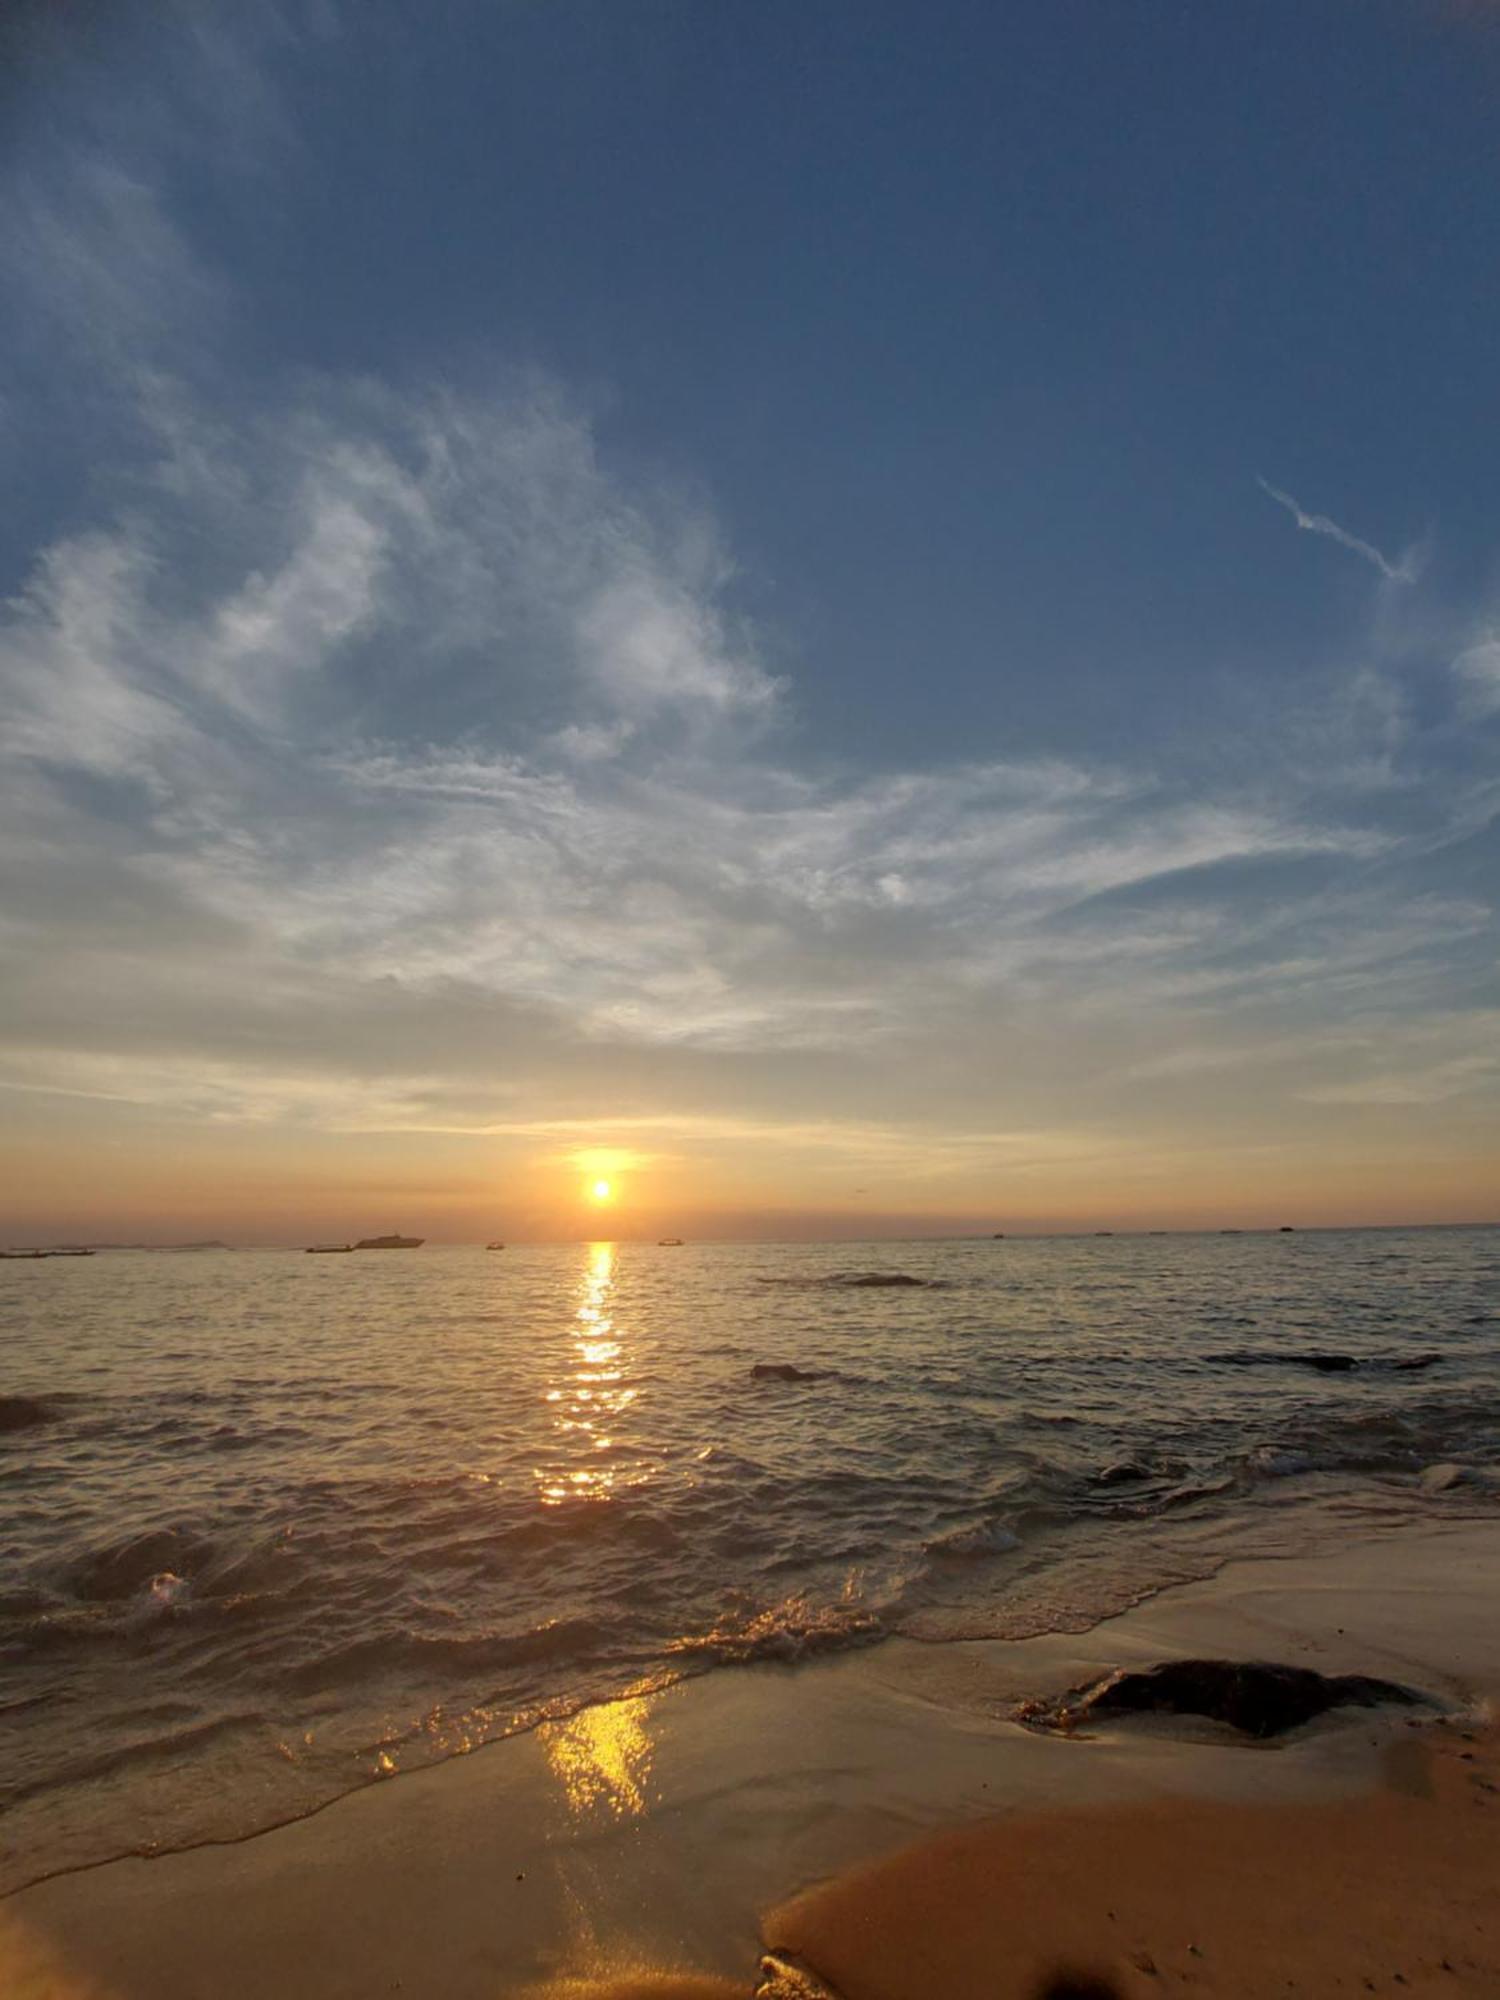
[{"xmin": 2, "ymin": 1228, "xmax": 1497, "ymax": 1891}]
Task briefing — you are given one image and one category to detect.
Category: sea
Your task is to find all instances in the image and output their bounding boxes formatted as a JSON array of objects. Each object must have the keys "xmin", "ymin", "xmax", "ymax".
[{"xmin": 2, "ymin": 1228, "xmax": 1498, "ymax": 1893}]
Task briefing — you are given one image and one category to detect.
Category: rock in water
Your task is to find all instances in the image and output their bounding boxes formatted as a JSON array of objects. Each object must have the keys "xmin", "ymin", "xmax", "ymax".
[
  {"xmin": 1015, "ymin": 1658, "xmax": 1422, "ymax": 1739},
  {"xmin": 751, "ymin": 1362, "xmax": 823, "ymax": 1382},
  {"xmin": 1094, "ymin": 1461, "xmax": 1149, "ymax": 1486},
  {"xmin": 0, "ymin": 1395, "xmax": 55, "ymax": 1433},
  {"xmin": 757, "ymin": 1950, "xmax": 845, "ymax": 1998}
]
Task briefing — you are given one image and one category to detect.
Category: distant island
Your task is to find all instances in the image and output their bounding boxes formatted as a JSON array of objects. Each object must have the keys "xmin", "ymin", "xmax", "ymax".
[{"xmin": 4, "ymin": 1240, "xmax": 233, "ymax": 1254}]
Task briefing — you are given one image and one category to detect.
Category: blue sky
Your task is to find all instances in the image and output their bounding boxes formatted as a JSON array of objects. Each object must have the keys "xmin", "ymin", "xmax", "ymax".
[{"xmin": 1, "ymin": 1, "xmax": 1497, "ymax": 1237}]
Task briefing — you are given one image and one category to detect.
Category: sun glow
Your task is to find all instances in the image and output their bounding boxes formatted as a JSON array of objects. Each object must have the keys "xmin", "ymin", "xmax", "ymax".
[{"xmin": 591, "ymin": 1178, "xmax": 613, "ymax": 1203}]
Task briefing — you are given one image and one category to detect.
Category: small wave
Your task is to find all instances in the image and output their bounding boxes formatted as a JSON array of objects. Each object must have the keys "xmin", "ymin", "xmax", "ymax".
[
  {"xmin": 58, "ymin": 1523, "xmax": 300, "ymax": 1608},
  {"xmin": 287, "ymin": 1615, "xmax": 609, "ymax": 1692},
  {"xmin": 1248, "ymin": 1447, "xmax": 1316, "ymax": 1478},
  {"xmin": 65, "ymin": 1527, "xmax": 213, "ymax": 1603},
  {"xmin": 1094, "ymin": 1477, "xmax": 1236, "ymax": 1518},
  {"xmin": 1418, "ymin": 1462, "xmax": 1495, "ymax": 1494},
  {"xmin": 483, "ymin": 1504, "xmax": 681, "ymax": 1558},
  {"xmin": 922, "ymin": 1520, "xmax": 1023, "ymax": 1559},
  {"xmin": 0, "ymin": 1711, "xmax": 270, "ymax": 1811},
  {"xmin": 666, "ymin": 1593, "xmax": 884, "ymax": 1665},
  {"xmin": 205, "ymin": 1423, "xmax": 311, "ymax": 1453}
]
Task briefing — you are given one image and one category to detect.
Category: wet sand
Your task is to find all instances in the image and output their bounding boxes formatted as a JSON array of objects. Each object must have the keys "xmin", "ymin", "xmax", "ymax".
[{"xmin": 4, "ymin": 1521, "xmax": 1498, "ymax": 1999}]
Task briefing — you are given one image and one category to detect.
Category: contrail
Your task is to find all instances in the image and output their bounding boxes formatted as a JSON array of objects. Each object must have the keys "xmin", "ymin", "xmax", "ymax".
[{"xmin": 1257, "ymin": 477, "xmax": 1412, "ymax": 583}]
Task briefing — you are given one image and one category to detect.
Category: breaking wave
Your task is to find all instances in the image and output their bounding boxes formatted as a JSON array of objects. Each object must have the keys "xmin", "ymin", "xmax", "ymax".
[{"xmin": 665, "ymin": 1592, "xmax": 888, "ymax": 1664}]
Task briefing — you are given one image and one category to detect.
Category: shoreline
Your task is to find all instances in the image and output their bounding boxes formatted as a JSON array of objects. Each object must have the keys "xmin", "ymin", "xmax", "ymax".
[
  {"xmin": 3, "ymin": 1488, "xmax": 1488, "ymax": 1903},
  {"xmin": 5, "ymin": 1517, "xmax": 1498, "ymax": 1998}
]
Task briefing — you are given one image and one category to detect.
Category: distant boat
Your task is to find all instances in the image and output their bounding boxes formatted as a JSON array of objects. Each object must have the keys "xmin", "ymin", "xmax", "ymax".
[
  {"xmin": 353, "ymin": 1234, "xmax": 424, "ymax": 1250},
  {"xmin": 1094, "ymin": 1230, "xmax": 1114, "ymax": 1237},
  {"xmin": 1279, "ymin": 1225, "xmax": 1296, "ymax": 1233},
  {"xmin": 485, "ymin": 1241, "xmax": 506, "ymax": 1251},
  {"xmin": 306, "ymin": 1244, "xmax": 353, "ymax": 1254},
  {"xmin": 992, "ymin": 1232, "xmax": 1005, "ymax": 1239},
  {"xmin": 657, "ymin": 1237, "xmax": 684, "ymax": 1247}
]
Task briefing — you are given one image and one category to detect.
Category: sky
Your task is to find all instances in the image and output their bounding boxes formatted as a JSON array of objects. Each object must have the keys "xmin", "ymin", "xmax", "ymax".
[{"xmin": 1, "ymin": 0, "xmax": 1497, "ymax": 1243}]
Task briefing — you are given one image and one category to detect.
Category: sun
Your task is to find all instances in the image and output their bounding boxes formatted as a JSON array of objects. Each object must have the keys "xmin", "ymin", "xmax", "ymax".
[{"xmin": 590, "ymin": 1178, "xmax": 613, "ymax": 1203}]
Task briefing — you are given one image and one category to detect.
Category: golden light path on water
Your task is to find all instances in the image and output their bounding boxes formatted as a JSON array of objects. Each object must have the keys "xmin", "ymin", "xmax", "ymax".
[
  {"xmin": 535, "ymin": 1241, "xmax": 639, "ymax": 1507},
  {"xmin": 391, "ymin": 1243, "xmax": 680, "ymax": 1774},
  {"xmin": 533, "ymin": 1242, "xmax": 666, "ymax": 1827}
]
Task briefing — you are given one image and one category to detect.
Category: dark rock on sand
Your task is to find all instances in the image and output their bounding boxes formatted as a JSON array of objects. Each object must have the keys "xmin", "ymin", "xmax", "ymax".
[
  {"xmin": 0, "ymin": 1394, "xmax": 56, "ymax": 1433},
  {"xmin": 751, "ymin": 1362, "xmax": 824, "ymax": 1383},
  {"xmin": 1015, "ymin": 1658, "xmax": 1421, "ymax": 1739}
]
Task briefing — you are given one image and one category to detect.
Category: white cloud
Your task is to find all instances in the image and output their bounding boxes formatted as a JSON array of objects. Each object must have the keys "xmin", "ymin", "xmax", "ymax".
[
  {"xmin": 1258, "ymin": 477, "xmax": 1416, "ymax": 583},
  {"xmin": 2, "ymin": 532, "xmax": 184, "ymax": 778},
  {"xmin": 1453, "ymin": 633, "xmax": 1500, "ymax": 713},
  {"xmin": 1297, "ymin": 1013, "xmax": 1500, "ymax": 1106},
  {"xmin": 0, "ymin": 365, "xmax": 1493, "ymax": 1149}
]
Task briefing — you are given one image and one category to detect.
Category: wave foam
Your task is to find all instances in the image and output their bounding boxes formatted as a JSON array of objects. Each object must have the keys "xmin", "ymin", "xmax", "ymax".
[
  {"xmin": 923, "ymin": 1520, "xmax": 1023, "ymax": 1559},
  {"xmin": 667, "ymin": 1593, "xmax": 885, "ymax": 1665}
]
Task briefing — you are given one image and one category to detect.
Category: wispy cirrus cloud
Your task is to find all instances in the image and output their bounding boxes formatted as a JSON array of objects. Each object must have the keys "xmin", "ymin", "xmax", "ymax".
[
  {"xmin": 0, "ymin": 363, "xmax": 1491, "ymax": 1142},
  {"xmin": 1257, "ymin": 476, "xmax": 1417, "ymax": 583},
  {"xmin": 1453, "ymin": 633, "xmax": 1500, "ymax": 713}
]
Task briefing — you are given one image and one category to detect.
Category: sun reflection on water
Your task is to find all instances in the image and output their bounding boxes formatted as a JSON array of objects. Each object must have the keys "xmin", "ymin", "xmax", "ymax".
[{"xmin": 534, "ymin": 1242, "xmax": 642, "ymax": 1508}]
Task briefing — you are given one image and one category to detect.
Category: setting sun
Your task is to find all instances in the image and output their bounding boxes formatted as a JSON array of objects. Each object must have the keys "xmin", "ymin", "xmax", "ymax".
[{"xmin": 590, "ymin": 1179, "xmax": 613, "ymax": 1203}]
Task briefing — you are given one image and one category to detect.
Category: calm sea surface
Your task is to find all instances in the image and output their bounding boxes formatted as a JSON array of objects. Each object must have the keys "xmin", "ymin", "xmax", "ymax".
[{"xmin": 2, "ymin": 1229, "xmax": 1498, "ymax": 1889}]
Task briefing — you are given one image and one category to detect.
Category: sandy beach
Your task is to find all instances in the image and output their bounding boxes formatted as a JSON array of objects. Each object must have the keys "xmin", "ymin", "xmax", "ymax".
[
  {"xmin": 766, "ymin": 1714, "xmax": 1500, "ymax": 2000},
  {"xmin": 5, "ymin": 1519, "xmax": 1498, "ymax": 2000}
]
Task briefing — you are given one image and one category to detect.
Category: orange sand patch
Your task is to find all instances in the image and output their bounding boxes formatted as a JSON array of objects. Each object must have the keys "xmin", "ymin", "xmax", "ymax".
[{"xmin": 764, "ymin": 1717, "xmax": 1500, "ymax": 2000}]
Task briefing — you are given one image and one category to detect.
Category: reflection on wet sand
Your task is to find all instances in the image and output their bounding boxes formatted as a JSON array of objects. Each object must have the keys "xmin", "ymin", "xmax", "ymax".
[
  {"xmin": 0, "ymin": 1910, "xmax": 111, "ymax": 1998},
  {"xmin": 539, "ymin": 1686, "xmax": 662, "ymax": 1823}
]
